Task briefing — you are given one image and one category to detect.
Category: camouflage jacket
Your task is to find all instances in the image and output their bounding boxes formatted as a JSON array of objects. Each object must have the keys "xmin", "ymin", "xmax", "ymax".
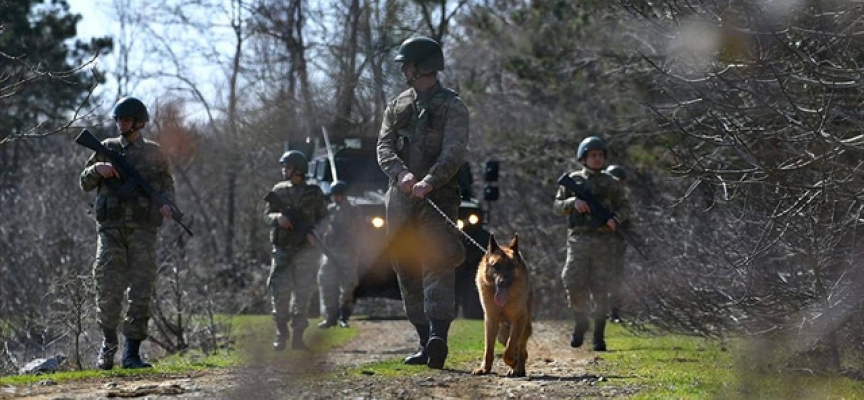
[
  {"xmin": 553, "ymin": 167, "xmax": 631, "ymax": 235},
  {"xmin": 79, "ymin": 134, "xmax": 175, "ymax": 230},
  {"xmin": 323, "ymin": 201, "xmax": 360, "ymax": 251},
  {"xmin": 376, "ymin": 82, "xmax": 469, "ymax": 195},
  {"xmin": 264, "ymin": 181, "xmax": 328, "ymax": 248}
]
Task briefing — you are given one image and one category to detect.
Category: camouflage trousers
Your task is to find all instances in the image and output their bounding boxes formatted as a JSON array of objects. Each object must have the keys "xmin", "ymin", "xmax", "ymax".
[
  {"xmin": 561, "ymin": 231, "xmax": 620, "ymax": 318},
  {"xmin": 268, "ymin": 244, "xmax": 321, "ymax": 329},
  {"xmin": 386, "ymin": 187, "xmax": 466, "ymax": 325},
  {"xmin": 608, "ymin": 237, "xmax": 627, "ymax": 311},
  {"xmin": 92, "ymin": 227, "xmax": 158, "ymax": 340},
  {"xmin": 317, "ymin": 254, "xmax": 358, "ymax": 318}
]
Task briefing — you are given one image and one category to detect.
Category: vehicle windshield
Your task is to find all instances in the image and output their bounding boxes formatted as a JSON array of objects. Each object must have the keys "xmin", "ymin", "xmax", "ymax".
[{"xmin": 334, "ymin": 148, "xmax": 388, "ymax": 195}]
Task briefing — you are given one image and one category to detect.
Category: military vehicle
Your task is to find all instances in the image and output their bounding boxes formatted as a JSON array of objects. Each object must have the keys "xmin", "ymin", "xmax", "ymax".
[{"xmin": 298, "ymin": 136, "xmax": 498, "ymax": 319}]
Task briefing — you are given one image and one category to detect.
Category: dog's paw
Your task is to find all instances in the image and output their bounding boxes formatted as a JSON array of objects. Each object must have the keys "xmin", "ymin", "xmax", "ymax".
[
  {"xmin": 472, "ymin": 367, "xmax": 491, "ymax": 375},
  {"xmin": 506, "ymin": 368, "xmax": 527, "ymax": 378}
]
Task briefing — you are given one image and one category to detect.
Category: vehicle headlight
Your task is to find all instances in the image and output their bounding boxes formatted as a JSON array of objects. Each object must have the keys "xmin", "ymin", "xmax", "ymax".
[
  {"xmin": 467, "ymin": 214, "xmax": 480, "ymax": 225},
  {"xmin": 457, "ymin": 220, "xmax": 465, "ymax": 230},
  {"xmin": 371, "ymin": 216, "xmax": 385, "ymax": 229}
]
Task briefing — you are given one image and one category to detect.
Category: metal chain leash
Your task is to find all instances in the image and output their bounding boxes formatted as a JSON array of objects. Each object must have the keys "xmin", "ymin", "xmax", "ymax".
[{"xmin": 425, "ymin": 198, "xmax": 488, "ymax": 255}]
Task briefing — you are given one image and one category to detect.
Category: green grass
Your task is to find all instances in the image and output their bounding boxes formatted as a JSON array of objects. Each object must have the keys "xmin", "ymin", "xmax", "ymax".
[
  {"xmin": 596, "ymin": 324, "xmax": 864, "ymax": 399},
  {"xmin": 0, "ymin": 315, "xmax": 356, "ymax": 386},
  {"xmin": 344, "ymin": 319, "xmax": 864, "ymax": 399},
  {"xmin": 5, "ymin": 317, "xmax": 864, "ymax": 399}
]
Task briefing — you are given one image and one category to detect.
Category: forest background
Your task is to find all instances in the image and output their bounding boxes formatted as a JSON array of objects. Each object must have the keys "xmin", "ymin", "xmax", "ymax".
[{"xmin": 1, "ymin": 0, "xmax": 863, "ymax": 376}]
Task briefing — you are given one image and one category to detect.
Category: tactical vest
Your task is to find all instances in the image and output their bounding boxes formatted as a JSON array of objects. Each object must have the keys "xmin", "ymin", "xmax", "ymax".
[
  {"xmin": 566, "ymin": 171, "xmax": 618, "ymax": 233},
  {"xmin": 93, "ymin": 139, "xmax": 164, "ymax": 229},
  {"xmin": 269, "ymin": 182, "xmax": 321, "ymax": 248},
  {"xmin": 392, "ymin": 86, "xmax": 460, "ymax": 190}
]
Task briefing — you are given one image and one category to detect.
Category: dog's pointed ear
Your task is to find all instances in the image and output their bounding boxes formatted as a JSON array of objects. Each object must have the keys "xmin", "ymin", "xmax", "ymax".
[
  {"xmin": 487, "ymin": 234, "xmax": 500, "ymax": 254},
  {"xmin": 508, "ymin": 233, "xmax": 519, "ymax": 253}
]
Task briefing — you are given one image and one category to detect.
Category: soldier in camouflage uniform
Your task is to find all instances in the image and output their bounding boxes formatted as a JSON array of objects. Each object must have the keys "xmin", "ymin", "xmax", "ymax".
[
  {"xmin": 377, "ymin": 36, "xmax": 469, "ymax": 369},
  {"xmin": 604, "ymin": 165, "xmax": 628, "ymax": 323},
  {"xmin": 80, "ymin": 97, "xmax": 174, "ymax": 370},
  {"xmin": 553, "ymin": 136, "xmax": 631, "ymax": 352},
  {"xmin": 317, "ymin": 181, "xmax": 360, "ymax": 329},
  {"xmin": 264, "ymin": 150, "xmax": 328, "ymax": 351}
]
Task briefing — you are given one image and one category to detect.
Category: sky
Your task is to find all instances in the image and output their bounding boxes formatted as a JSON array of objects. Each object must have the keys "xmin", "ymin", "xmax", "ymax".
[
  {"xmin": 67, "ymin": 0, "xmax": 117, "ymax": 116},
  {"xmin": 67, "ymin": 0, "xmax": 108, "ymax": 41},
  {"xmin": 65, "ymin": 0, "xmax": 230, "ymax": 123}
]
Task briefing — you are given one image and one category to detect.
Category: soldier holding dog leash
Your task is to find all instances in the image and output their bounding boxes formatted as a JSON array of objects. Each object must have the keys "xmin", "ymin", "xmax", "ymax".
[{"xmin": 377, "ymin": 36, "xmax": 470, "ymax": 370}]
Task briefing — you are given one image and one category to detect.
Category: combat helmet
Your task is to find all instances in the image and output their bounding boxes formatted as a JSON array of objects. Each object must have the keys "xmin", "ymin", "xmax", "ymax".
[
  {"xmin": 576, "ymin": 136, "xmax": 608, "ymax": 161},
  {"xmin": 605, "ymin": 165, "xmax": 627, "ymax": 181},
  {"xmin": 394, "ymin": 36, "xmax": 445, "ymax": 71},
  {"xmin": 330, "ymin": 180, "xmax": 348, "ymax": 196},
  {"xmin": 279, "ymin": 150, "xmax": 309, "ymax": 175},
  {"xmin": 112, "ymin": 97, "xmax": 149, "ymax": 123}
]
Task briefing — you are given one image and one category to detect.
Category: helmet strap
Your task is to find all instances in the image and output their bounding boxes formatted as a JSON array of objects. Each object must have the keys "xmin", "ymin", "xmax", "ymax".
[
  {"xmin": 120, "ymin": 121, "xmax": 144, "ymax": 137},
  {"xmin": 407, "ymin": 71, "xmax": 437, "ymax": 89}
]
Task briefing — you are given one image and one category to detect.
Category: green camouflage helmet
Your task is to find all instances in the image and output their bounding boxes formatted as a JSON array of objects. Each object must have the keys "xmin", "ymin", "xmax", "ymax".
[
  {"xmin": 279, "ymin": 150, "xmax": 309, "ymax": 175},
  {"xmin": 605, "ymin": 165, "xmax": 627, "ymax": 181},
  {"xmin": 394, "ymin": 36, "xmax": 444, "ymax": 71},
  {"xmin": 112, "ymin": 97, "xmax": 149, "ymax": 123},
  {"xmin": 576, "ymin": 136, "xmax": 608, "ymax": 160},
  {"xmin": 330, "ymin": 180, "xmax": 348, "ymax": 196}
]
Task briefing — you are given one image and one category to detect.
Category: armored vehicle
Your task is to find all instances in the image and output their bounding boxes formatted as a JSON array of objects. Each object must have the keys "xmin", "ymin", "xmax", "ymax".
[{"xmin": 301, "ymin": 137, "xmax": 497, "ymax": 319}]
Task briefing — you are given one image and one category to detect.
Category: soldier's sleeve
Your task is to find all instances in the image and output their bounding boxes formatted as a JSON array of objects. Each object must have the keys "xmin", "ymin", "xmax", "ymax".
[
  {"xmin": 312, "ymin": 186, "xmax": 329, "ymax": 226},
  {"xmin": 79, "ymin": 151, "xmax": 105, "ymax": 192},
  {"xmin": 377, "ymin": 101, "xmax": 409, "ymax": 181},
  {"xmin": 610, "ymin": 181, "xmax": 631, "ymax": 223},
  {"xmin": 155, "ymin": 146, "xmax": 176, "ymax": 205},
  {"xmin": 263, "ymin": 186, "xmax": 281, "ymax": 227},
  {"xmin": 423, "ymin": 97, "xmax": 469, "ymax": 188},
  {"xmin": 553, "ymin": 185, "xmax": 577, "ymax": 216}
]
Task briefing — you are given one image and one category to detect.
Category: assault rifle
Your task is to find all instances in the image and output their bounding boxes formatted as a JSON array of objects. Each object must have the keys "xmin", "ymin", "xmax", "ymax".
[
  {"xmin": 557, "ymin": 173, "xmax": 648, "ymax": 260},
  {"xmin": 263, "ymin": 191, "xmax": 338, "ymax": 262},
  {"xmin": 75, "ymin": 129, "xmax": 193, "ymax": 236}
]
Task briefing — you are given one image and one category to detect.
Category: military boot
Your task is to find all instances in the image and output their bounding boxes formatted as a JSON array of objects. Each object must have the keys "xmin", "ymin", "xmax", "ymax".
[
  {"xmin": 96, "ymin": 328, "xmax": 118, "ymax": 370},
  {"xmin": 570, "ymin": 313, "xmax": 590, "ymax": 348},
  {"xmin": 292, "ymin": 327, "xmax": 310, "ymax": 351},
  {"xmin": 609, "ymin": 307, "xmax": 622, "ymax": 323},
  {"xmin": 338, "ymin": 305, "xmax": 352, "ymax": 328},
  {"xmin": 121, "ymin": 339, "xmax": 153, "ymax": 369},
  {"xmin": 404, "ymin": 323, "xmax": 429, "ymax": 365},
  {"xmin": 426, "ymin": 319, "xmax": 451, "ymax": 369},
  {"xmin": 273, "ymin": 320, "xmax": 290, "ymax": 351},
  {"xmin": 593, "ymin": 318, "xmax": 608, "ymax": 352},
  {"xmin": 317, "ymin": 313, "xmax": 338, "ymax": 329}
]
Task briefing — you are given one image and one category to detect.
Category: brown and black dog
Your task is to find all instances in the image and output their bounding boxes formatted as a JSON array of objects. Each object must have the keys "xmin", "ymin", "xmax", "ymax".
[{"xmin": 471, "ymin": 234, "xmax": 533, "ymax": 377}]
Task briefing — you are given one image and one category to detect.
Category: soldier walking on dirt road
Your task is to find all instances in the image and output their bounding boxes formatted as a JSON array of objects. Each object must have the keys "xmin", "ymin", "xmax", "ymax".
[
  {"xmin": 264, "ymin": 151, "xmax": 329, "ymax": 351},
  {"xmin": 377, "ymin": 36, "xmax": 469, "ymax": 369},
  {"xmin": 317, "ymin": 181, "xmax": 361, "ymax": 329}
]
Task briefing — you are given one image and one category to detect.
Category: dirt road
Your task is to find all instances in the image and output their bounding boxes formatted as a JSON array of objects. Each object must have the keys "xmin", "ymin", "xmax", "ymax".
[{"xmin": 3, "ymin": 319, "xmax": 640, "ymax": 399}]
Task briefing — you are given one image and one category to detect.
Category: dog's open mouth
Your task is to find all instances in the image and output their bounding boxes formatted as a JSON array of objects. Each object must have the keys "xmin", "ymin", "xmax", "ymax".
[{"xmin": 494, "ymin": 287, "xmax": 508, "ymax": 306}]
